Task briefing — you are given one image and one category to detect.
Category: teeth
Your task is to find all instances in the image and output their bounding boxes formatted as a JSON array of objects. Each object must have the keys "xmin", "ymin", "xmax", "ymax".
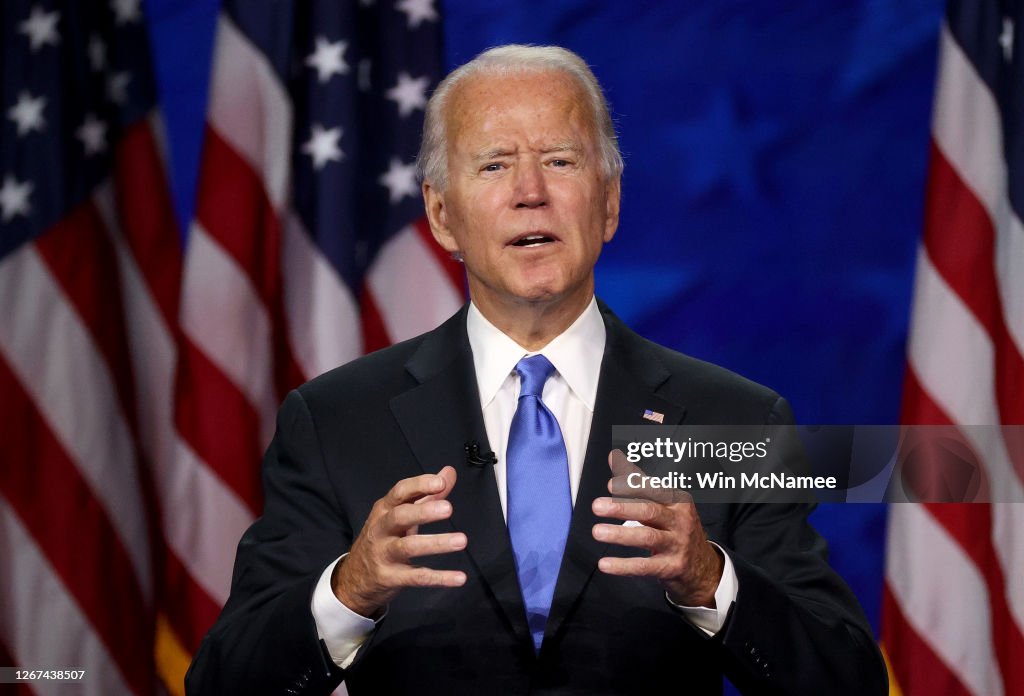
[{"xmin": 513, "ymin": 235, "xmax": 552, "ymax": 247}]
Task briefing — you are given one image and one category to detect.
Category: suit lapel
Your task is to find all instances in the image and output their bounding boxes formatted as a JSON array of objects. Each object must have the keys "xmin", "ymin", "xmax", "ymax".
[
  {"xmin": 544, "ymin": 305, "xmax": 687, "ymax": 646},
  {"xmin": 388, "ymin": 309, "xmax": 532, "ymax": 649}
]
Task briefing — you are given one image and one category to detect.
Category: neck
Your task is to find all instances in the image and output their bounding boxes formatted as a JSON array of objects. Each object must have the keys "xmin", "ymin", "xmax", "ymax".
[{"xmin": 471, "ymin": 290, "xmax": 593, "ymax": 352}]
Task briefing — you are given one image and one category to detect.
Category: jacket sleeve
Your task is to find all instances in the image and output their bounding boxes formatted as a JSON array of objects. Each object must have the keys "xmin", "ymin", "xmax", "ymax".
[
  {"xmin": 185, "ymin": 389, "xmax": 349, "ymax": 696},
  {"xmin": 713, "ymin": 397, "xmax": 888, "ymax": 695}
]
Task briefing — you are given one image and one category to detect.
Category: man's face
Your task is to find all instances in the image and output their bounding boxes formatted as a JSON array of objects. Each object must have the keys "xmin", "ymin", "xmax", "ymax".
[{"xmin": 424, "ymin": 71, "xmax": 620, "ymax": 316}]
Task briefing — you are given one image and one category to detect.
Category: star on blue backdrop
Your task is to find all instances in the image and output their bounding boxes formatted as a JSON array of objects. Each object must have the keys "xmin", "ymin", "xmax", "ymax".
[{"xmin": 145, "ymin": 0, "xmax": 947, "ymax": 638}]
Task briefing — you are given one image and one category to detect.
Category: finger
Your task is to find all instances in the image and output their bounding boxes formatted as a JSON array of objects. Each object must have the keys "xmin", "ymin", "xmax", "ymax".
[
  {"xmin": 383, "ymin": 499, "xmax": 454, "ymax": 535},
  {"xmin": 606, "ymin": 449, "xmax": 643, "ymax": 496},
  {"xmin": 437, "ymin": 465, "xmax": 457, "ymax": 495},
  {"xmin": 609, "ymin": 476, "xmax": 691, "ymax": 505},
  {"xmin": 393, "ymin": 566, "xmax": 468, "ymax": 588},
  {"xmin": 390, "ymin": 532, "xmax": 467, "ymax": 561},
  {"xmin": 608, "ymin": 448, "xmax": 640, "ymax": 477},
  {"xmin": 592, "ymin": 522, "xmax": 663, "ymax": 551},
  {"xmin": 409, "ymin": 466, "xmax": 459, "ymax": 535},
  {"xmin": 597, "ymin": 554, "xmax": 670, "ymax": 579},
  {"xmin": 592, "ymin": 496, "xmax": 671, "ymax": 528},
  {"xmin": 413, "ymin": 465, "xmax": 458, "ymax": 506},
  {"xmin": 606, "ymin": 450, "xmax": 690, "ymax": 504},
  {"xmin": 386, "ymin": 472, "xmax": 449, "ymax": 508}
]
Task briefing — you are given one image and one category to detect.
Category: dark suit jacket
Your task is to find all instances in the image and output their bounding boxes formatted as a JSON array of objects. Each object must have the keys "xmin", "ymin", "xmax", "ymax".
[{"xmin": 186, "ymin": 302, "xmax": 887, "ymax": 695}]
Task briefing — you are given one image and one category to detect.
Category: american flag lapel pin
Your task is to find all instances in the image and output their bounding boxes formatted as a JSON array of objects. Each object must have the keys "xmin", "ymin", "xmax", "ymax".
[{"xmin": 642, "ymin": 409, "xmax": 665, "ymax": 423}]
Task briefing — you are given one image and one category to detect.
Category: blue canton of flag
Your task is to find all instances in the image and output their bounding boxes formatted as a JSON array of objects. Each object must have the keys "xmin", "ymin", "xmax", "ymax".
[{"xmin": 1, "ymin": 0, "xmax": 158, "ymax": 252}]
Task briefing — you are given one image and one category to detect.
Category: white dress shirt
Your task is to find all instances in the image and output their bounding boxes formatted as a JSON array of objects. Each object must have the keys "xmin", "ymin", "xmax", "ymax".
[{"xmin": 312, "ymin": 298, "xmax": 738, "ymax": 667}]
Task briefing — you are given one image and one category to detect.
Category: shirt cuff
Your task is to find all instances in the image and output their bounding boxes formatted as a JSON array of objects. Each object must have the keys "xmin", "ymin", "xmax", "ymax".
[
  {"xmin": 311, "ymin": 555, "xmax": 384, "ymax": 668},
  {"xmin": 664, "ymin": 542, "xmax": 738, "ymax": 637}
]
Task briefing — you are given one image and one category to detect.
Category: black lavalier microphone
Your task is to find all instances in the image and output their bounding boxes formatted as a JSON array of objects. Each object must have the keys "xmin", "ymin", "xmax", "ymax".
[{"xmin": 464, "ymin": 441, "xmax": 497, "ymax": 467}]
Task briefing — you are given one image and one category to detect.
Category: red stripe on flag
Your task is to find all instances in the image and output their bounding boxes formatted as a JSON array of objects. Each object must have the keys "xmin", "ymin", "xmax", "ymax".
[
  {"xmin": 174, "ymin": 340, "xmax": 264, "ymax": 515},
  {"xmin": 360, "ymin": 286, "xmax": 392, "ymax": 354},
  {"xmin": 413, "ymin": 217, "xmax": 466, "ymax": 294},
  {"xmin": 900, "ymin": 363, "xmax": 953, "ymax": 427},
  {"xmin": 0, "ymin": 356, "xmax": 153, "ymax": 695},
  {"xmin": 192, "ymin": 125, "xmax": 305, "ymax": 401},
  {"xmin": 33, "ymin": 198, "xmax": 171, "ymax": 618},
  {"xmin": 926, "ymin": 503, "xmax": 1024, "ymax": 693},
  {"xmin": 113, "ymin": 121, "xmax": 183, "ymax": 325},
  {"xmin": 33, "ymin": 203, "xmax": 141, "ymax": 440},
  {"xmin": 898, "ymin": 367, "xmax": 1000, "ymax": 505},
  {"xmin": 275, "ymin": 332, "xmax": 307, "ymax": 401},
  {"xmin": 923, "ymin": 141, "xmax": 1024, "ymax": 434},
  {"xmin": 194, "ymin": 127, "xmax": 283, "ymax": 307},
  {"xmin": 882, "ymin": 583, "xmax": 975, "ymax": 696},
  {"xmin": 162, "ymin": 546, "xmax": 223, "ymax": 653}
]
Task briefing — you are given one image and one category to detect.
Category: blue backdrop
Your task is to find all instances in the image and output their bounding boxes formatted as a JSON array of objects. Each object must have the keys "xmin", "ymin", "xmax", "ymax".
[{"xmin": 145, "ymin": 0, "xmax": 947, "ymax": 638}]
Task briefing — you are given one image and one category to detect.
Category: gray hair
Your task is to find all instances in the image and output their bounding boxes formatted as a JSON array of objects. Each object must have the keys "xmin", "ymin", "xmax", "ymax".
[{"xmin": 416, "ymin": 45, "xmax": 624, "ymax": 189}]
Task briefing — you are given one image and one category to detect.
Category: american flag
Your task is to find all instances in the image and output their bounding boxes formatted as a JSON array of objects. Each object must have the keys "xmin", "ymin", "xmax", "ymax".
[
  {"xmin": 165, "ymin": 0, "xmax": 462, "ymax": 690},
  {"xmin": 0, "ymin": 0, "xmax": 462, "ymax": 693},
  {"xmin": 1, "ymin": 0, "xmax": 178, "ymax": 693},
  {"xmin": 882, "ymin": 1, "xmax": 1024, "ymax": 694}
]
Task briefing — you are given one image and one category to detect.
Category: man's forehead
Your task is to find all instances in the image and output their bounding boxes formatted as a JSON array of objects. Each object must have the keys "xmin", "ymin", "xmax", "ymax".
[{"xmin": 446, "ymin": 71, "xmax": 593, "ymax": 143}]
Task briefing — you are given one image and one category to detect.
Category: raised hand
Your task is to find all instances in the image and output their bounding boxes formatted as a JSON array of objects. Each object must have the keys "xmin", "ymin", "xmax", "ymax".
[
  {"xmin": 592, "ymin": 450, "xmax": 723, "ymax": 607},
  {"xmin": 333, "ymin": 466, "xmax": 467, "ymax": 617}
]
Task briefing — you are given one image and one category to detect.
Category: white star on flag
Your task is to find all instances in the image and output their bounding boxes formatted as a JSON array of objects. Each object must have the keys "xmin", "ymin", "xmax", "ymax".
[
  {"xmin": 397, "ymin": 0, "xmax": 438, "ymax": 28},
  {"xmin": 302, "ymin": 124, "xmax": 344, "ymax": 170},
  {"xmin": 306, "ymin": 37, "xmax": 349, "ymax": 83},
  {"xmin": 0, "ymin": 175, "xmax": 33, "ymax": 222},
  {"xmin": 107, "ymin": 71, "xmax": 131, "ymax": 104},
  {"xmin": 88, "ymin": 36, "xmax": 107, "ymax": 71},
  {"xmin": 379, "ymin": 158, "xmax": 418, "ymax": 203},
  {"xmin": 19, "ymin": 6, "xmax": 61, "ymax": 52},
  {"xmin": 7, "ymin": 92, "xmax": 46, "ymax": 136},
  {"xmin": 111, "ymin": 0, "xmax": 142, "ymax": 25},
  {"xmin": 76, "ymin": 115, "xmax": 108, "ymax": 156},
  {"xmin": 386, "ymin": 72, "xmax": 429, "ymax": 117}
]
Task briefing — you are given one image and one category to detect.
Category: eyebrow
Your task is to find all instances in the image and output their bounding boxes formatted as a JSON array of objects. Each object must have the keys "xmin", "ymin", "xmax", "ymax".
[
  {"xmin": 539, "ymin": 143, "xmax": 582, "ymax": 155},
  {"xmin": 472, "ymin": 143, "xmax": 583, "ymax": 161},
  {"xmin": 473, "ymin": 147, "xmax": 515, "ymax": 161}
]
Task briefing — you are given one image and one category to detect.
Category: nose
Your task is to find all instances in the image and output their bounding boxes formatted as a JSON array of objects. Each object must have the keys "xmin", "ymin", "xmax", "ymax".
[{"xmin": 513, "ymin": 161, "xmax": 548, "ymax": 208}]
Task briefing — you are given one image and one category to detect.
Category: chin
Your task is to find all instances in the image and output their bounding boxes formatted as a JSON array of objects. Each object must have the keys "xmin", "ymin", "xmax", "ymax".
[
  {"xmin": 510, "ymin": 289, "xmax": 561, "ymax": 305},
  {"xmin": 510, "ymin": 281, "xmax": 583, "ymax": 307}
]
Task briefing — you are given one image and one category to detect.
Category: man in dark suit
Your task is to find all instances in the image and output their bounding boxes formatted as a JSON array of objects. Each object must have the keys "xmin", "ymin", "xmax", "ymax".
[{"xmin": 186, "ymin": 45, "xmax": 887, "ymax": 695}]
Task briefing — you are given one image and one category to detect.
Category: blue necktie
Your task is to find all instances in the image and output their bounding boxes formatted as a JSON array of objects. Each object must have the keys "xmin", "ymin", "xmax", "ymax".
[{"xmin": 506, "ymin": 354, "xmax": 571, "ymax": 652}]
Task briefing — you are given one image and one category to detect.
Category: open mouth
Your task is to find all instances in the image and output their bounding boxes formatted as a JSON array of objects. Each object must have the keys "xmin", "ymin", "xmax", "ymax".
[{"xmin": 509, "ymin": 233, "xmax": 557, "ymax": 248}]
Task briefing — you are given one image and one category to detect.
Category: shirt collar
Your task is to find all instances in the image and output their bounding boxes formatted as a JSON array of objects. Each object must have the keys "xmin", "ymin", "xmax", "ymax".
[{"xmin": 466, "ymin": 297, "xmax": 606, "ymax": 410}]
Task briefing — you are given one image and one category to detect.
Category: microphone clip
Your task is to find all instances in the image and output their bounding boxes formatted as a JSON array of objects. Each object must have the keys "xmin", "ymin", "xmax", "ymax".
[{"xmin": 464, "ymin": 441, "xmax": 497, "ymax": 467}]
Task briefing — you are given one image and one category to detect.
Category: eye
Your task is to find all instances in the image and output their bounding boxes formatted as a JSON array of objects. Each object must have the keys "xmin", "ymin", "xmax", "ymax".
[
  {"xmin": 549, "ymin": 158, "xmax": 572, "ymax": 168},
  {"xmin": 482, "ymin": 163, "xmax": 503, "ymax": 172}
]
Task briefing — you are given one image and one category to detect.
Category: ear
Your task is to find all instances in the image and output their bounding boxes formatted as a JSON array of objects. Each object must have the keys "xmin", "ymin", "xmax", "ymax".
[
  {"xmin": 603, "ymin": 175, "xmax": 621, "ymax": 243},
  {"xmin": 423, "ymin": 180, "xmax": 459, "ymax": 253}
]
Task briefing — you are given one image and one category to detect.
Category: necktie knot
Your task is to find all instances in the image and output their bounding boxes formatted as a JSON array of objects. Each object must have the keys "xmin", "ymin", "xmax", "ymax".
[{"xmin": 516, "ymin": 354, "xmax": 556, "ymax": 398}]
